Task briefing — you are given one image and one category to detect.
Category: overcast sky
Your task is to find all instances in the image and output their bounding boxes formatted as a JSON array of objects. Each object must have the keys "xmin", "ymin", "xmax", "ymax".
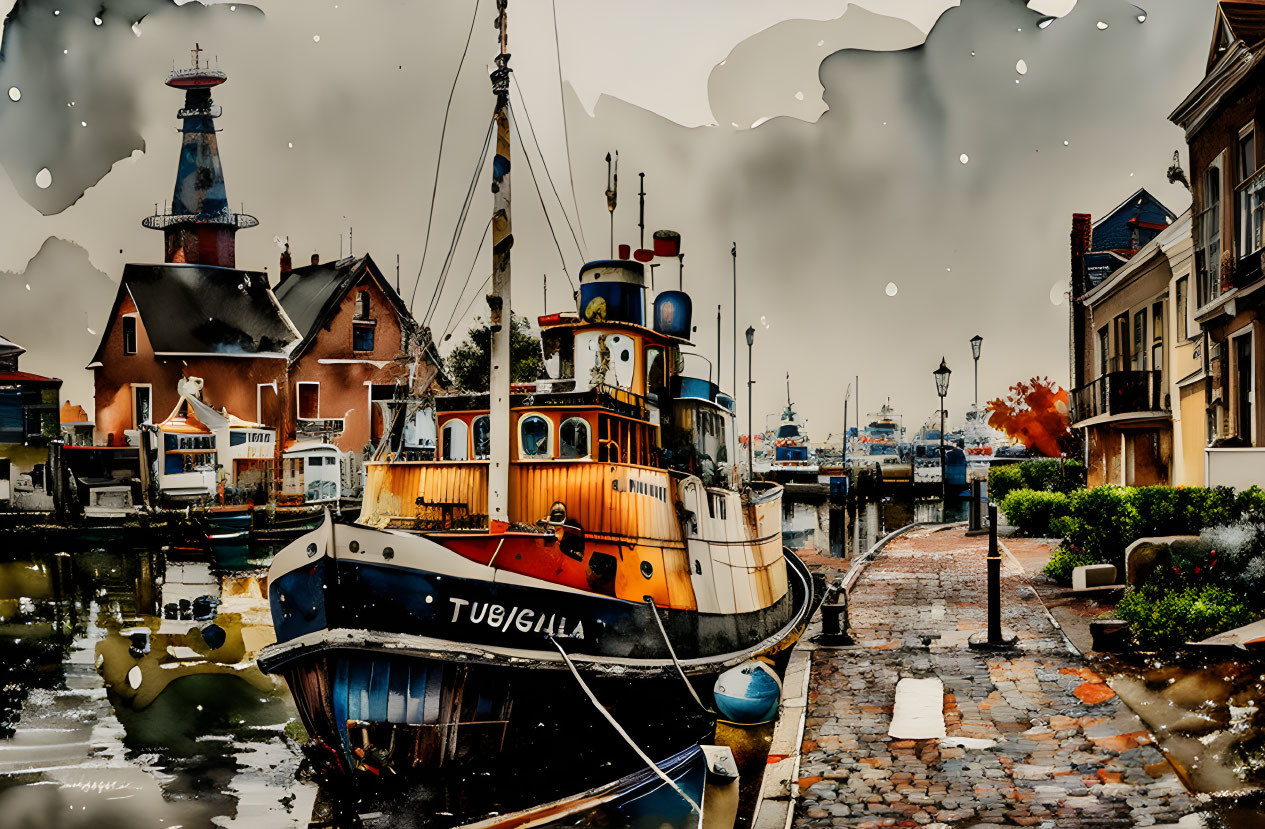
[{"xmin": 0, "ymin": 0, "xmax": 1214, "ymax": 438}]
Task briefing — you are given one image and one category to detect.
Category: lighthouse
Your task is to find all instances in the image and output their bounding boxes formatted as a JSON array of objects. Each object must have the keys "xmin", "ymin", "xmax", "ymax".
[{"xmin": 142, "ymin": 44, "xmax": 257, "ymax": 268}]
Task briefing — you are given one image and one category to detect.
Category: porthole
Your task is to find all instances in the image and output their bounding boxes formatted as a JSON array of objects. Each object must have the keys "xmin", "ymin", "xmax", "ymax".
[
  {"xmin": 640, "ymin": 560, "xmax": 654, "ymax": 579},
  {"xmin": 306, "ymin": 543, "xmax": 318, "ymax": 558},
  {"xmin": 349, "ymin": 540, "xmax": 360, "ymax": 553},
  {"xmin": 382, "ymin": 546, "xmax": 395, "ymax": 561}
]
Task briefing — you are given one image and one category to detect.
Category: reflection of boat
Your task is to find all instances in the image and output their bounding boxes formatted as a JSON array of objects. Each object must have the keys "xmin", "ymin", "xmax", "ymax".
[
  {"xmin": 768, "ymin": 374, "xmax": 818, "ymax": 479},
  {"xmin": 260, "ymin": 7, "xmax": 817, "ymax": 811}
]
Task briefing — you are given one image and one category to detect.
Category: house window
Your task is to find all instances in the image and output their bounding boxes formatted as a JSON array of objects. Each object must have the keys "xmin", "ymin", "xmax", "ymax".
[
  {"xmin": 297, "ymin": 382, "xmax": 319, "ymax": 420},
  {"xmin": 560, "ymin": 417, "xmax": 590, "ymax": 459},
  {"xmin": 472, "ymin": 415, "xmax": 491, "ymax": 459},
  {"xmin": 1241, "ymin": 125, "xmax": 1264, "ymax": 258},
  {"xmin": 1234, "ymin": 331, "xmax": 1255, "ymax": 444},
  {"xmin": 1097, "ymin": 327, "xmax": 1109, "ymax": 378},
  {"xmin": 441, "ymin": 419, "xmax": 469, "ymax": 460},
  {"xmin": 132, "ymin": 384, "xmax": 152, "ymax": 429},
  {"xmin": 122, "ymin": 316, "xmax": 137, "ymax": 356},
  {"xmin": 355, "ymin": 290, "xmax": 371, "ymax": 320},
  {"xmin": 1176, "ymin": 277, "xmax": 1189, "ymax": 340},
  {"xmin": 1133, "ymin": 311, "xmax": 1145, "ymax": 370},
  {"xmin": 1113, "ymin": 314, "xmax": 1130, "ymax": 372},
  {"xmin": 1198, "ymin": 159, "xmax": 1223, "ymax": 307},
  {"xmin": 519, "ymin": 414, "xmax": 552, "ymax": 458},
  {"xmin": 353, "ymin": 321, "xmax": 375, "ymax": 352},
  {"xmin": 1151, "ymin": 302, "xmax": 1164, "ymax": 375}
]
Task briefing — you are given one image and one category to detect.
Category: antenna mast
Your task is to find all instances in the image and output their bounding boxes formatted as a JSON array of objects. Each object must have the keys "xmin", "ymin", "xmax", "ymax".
[
  {"xmin": 487, "ymin": 0, "xmax": 513, "ymax": 530},
  {"xmin": 605, "ymin": 151, "xmax": 618, "ymax": 257}
]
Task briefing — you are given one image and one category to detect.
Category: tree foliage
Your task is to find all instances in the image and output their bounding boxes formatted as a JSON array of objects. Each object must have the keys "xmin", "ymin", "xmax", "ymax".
[
  {"xmin": 445, "ymin": 313, "xmax": 544, "ymax": 392},
  {"xmin": 985, "ymin": 377, "xmax": 1070, "ymax": 457}
]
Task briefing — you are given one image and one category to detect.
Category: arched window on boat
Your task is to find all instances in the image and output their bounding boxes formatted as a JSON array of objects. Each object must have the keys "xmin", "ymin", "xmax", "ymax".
[
  {"xmin": 441, "ymin": 419, "xmax": 469, "ymax": 461},
  {"xmin": 560, "ymin": 417, "xmax": 590, "ymax": 459},
  {"xmin": 519, "ymin": 414, "xmax": 552, "ymax": 459},
  {"xmin": 472, "ymin": 415, "xmax": 491, "ymax": 460}
]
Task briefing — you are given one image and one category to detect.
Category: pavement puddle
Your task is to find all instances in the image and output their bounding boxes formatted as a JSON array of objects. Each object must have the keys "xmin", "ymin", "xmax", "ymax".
[{"xmin": 888, "ymin": 677, "xmax": 946, "ymax": 739}]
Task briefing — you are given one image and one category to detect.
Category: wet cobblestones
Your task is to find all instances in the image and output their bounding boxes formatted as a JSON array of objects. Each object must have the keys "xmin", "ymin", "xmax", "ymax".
[{"xmin": 794, "ymin": 526, "xmax": 1198, "ymax": 828}]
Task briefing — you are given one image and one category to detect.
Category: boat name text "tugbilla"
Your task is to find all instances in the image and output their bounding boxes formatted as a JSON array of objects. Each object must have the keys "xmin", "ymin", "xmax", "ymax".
[{"xmin": 447, "ymin": 597, "xmax": 586, "ymax": 640}]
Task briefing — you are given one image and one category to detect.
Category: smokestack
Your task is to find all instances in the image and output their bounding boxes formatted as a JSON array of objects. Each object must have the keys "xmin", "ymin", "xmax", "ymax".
[{"xmin": 311, "ymin": 252, "xmax": 320, "ymax": 266}]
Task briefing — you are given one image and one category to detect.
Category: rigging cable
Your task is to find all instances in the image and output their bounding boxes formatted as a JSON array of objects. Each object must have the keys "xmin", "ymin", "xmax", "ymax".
[
  {"xmin": 408, "ymin": 0, "xmax": 483, "ymax": 316},
  {"xmin": 549, "ymin": 636, "xmax": 702, "ymax": 815},
  {"xmin": 439, "ymin": 216, "xmax": 494, "ymax": 342},
  {"xmin": 551, "ymin": 0, "xmax": 589, "ymax": 256},
  {"xmin": 511, "ymin": 73, "xmax": 586, "ymax": 268},
  {"xmin": 509, "ymin": 103, "xmax": 576, "ymax": 292},
  {"xmin": 423, "ymin": 117, "xmax": 496, "ymax": 328}
]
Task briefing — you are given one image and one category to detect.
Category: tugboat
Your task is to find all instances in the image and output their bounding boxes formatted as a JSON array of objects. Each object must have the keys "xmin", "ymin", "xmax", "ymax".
[
  {"xmin": 257, "ymin": 2, "xmax": 816, "ymax": 810},
  {"xmin": 767, "ymin": 374, "xmax": 818, "ymax": 480}
]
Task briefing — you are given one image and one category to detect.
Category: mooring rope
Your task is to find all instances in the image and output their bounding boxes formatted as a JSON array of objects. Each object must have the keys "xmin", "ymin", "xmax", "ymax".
[
  {"xmin": 644, "ymin": 597, "xmax": 709, "ymax": 713},
  {"xmin": 548, "ymin": 636, "xmax": 702, "ymax": 814}
]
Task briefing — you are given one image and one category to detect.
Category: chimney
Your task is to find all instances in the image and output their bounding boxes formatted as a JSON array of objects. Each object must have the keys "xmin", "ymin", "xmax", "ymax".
[
  {"xmin": 1070, "ymin": 213, "xmax": 1092, "ymax": 294},
  {"xmin": 279, "ymin": 239, "xmax": 292, "ymax": 283},
  {"xmin": 311, "ymin": 252, "xmax": 320, "ymax": 266}
]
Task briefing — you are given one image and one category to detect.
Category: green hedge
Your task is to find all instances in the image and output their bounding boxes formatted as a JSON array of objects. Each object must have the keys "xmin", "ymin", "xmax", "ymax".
[
  {"xmin": 1116, "ymin": 582, "xmax": 1256, "ymax": 648},
  {"xmin": 1041, "ymin": 545, "xmax": 1096, "ymax": 586},
  {"xmin": 999, "ymin": 484, "xmax": 1262, "ymax": 565},
  {"xmin": 988, "ymin": 459, "xmax": 1085, "ymax": 502}
]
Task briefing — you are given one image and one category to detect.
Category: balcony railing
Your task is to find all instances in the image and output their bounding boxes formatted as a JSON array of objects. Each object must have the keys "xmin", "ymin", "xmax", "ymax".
[{"xmin": 1071, "ymin": 370, "xmax": 1165, "ymax": 423}]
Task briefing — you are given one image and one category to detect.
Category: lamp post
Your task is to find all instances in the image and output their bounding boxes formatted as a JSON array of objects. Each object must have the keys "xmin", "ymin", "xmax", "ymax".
[
  {"xmin": 934, "ymin": 357, "xmax": 952, "ymax": 499},
  {"xmin": 746, "ymin": 326, "xmax": 756, "ymax": 478},
  {"xmin": 970, "ymin": 334, "xmax": 983, "ymax": 410}
]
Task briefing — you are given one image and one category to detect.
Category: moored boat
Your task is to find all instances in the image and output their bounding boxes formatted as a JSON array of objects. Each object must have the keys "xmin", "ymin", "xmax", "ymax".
[{"xmin": 257, "ymin": 1, "xmax": 817, "ymax": 810}]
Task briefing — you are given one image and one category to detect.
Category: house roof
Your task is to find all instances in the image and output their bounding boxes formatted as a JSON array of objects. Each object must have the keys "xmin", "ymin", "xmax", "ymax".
[
  {"xmin": 274, "ymin": 253, "xmax": 417, "ymax": 362},
  {"xmin": 92, "ymin": 263, "xmax": 300, "ymax": 362},
  {"xmin": 0, "ymin": 370, "xmax": 59, "ymax": 385},
  {"xmin": 1221, "ymin": 2, "xmax": 1265, "ymax": 50},
  {"xmin": 60, "ymin": 402, "xmax": 91, "ymax": 425}
]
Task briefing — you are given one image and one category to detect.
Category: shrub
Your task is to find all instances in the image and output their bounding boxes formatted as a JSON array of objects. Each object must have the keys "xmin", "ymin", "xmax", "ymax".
[
  {"xmin": 1116, "ymin": 582, "xmax": 1256, "ymax": 648},
  {"xmin": 1042, "ymin": 545, "xmax": 1096, "ymax": 586},
  {"xmin": 1132, "ymin": 486, "xmax": 1183, "ymax": 537},
  {"xmin": 1177, "ymin": 486, "xmax": 1239, "ymax": 534},
  {"xmin": 989, "ymin": 459, "xmax": 1084, "ymax": 502},
  {"xmin": 999, "ymin": 489, "xmax": 1072, "ymax": 537},
  {"xmin": 1060, "ymin": 486, "xmax": 1140, "ymax": 565},
  {"xmin": 1237, "ymin": 487, "xmax": 1265, "ymax": 524},
  {"xmin": 989, "ymin": 464, "xmax": 1025, "ymax": 502}
]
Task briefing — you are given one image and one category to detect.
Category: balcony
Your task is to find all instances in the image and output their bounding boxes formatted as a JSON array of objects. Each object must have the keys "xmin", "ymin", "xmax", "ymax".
[{"xmin": 1071, "ymin": 370, "xmax": 1166, "ymax": 424}]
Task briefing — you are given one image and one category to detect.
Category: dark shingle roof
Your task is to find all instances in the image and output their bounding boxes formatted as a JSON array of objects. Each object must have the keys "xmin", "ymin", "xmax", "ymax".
[{"xmin": 112, "ymin": 263, "xmax": 298, "ymax": 356}]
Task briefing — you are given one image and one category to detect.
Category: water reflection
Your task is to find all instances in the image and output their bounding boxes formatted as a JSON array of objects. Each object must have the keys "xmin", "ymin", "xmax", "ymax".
[
  {"xmin": 0, "ymin": 540, "xmax": 315, "ymax": 828},
  {"xmin": 781, "ymin": 495, "xmax": 970, "ymax": 560}
]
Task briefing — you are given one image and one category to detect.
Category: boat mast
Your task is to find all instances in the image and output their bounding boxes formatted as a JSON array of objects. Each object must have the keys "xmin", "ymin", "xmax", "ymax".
[{"xmin": 488, "ymin": 0, "xmax": 512, "ymax": 531}]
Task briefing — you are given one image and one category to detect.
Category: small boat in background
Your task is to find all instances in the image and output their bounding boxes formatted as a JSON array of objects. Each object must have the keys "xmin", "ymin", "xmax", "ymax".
[{"xmin": 767, "ymin": 375, "xmax": 818, "ymax": 480}]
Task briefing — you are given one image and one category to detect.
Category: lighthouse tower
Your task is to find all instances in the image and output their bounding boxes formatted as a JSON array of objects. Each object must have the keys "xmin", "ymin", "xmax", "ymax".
[{"xmin": 142, "ymin": 45, "xmax": 257, "ymax": 268}]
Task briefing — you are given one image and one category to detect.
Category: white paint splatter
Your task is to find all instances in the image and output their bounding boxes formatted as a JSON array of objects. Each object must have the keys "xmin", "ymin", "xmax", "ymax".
[
  {"xmin": 959, "ymin": 153, "xmax": 969, "ymax": 164},
  {"xmin": 794, "ymin": 91, "xmax": 804, "ymax": 101},
  {"xmin": 1049, "ymin": 282, "xmax": 1066, "ymax": 306},
  {"xmin": 313, "ymin": 35, "xmax": 321, "ymax": 42},
  {"xmin": 80, "ymin": 121, "xmax": 86, "ymax": 127},
  {"xmin": 817, "ymin": 40, "xmax": 824, "ymax": 47},
  {"xmin": 1138, "ymin": 14, "xmax": 1147, "ymax": 23},
  {"xmin": 750, "ymin": 116, "xmax": 770, "ymax": 128},
  {"xmin": 93, "ymin": 16, "xmax": 101, "ymax": 25},
  {"xmin": 132, "ymin": 21, "xmax": 142, "ymax": 36},
  {"xmin": 1016, "ymin": 59, "xmax": 1028, "ymax": 75},
  {"xmin": 1063, "ymin": 139, "xmax": 1070, "ymax": 146},
  {"xmin": 1096, "ymin": 20, "xmax": 1109, "ymax": 30},
  {"xmin": 87, "ymin": 327, "xmax": 96, "ymax": 335},
  {"xmin": 7, "ymin": 87, "xmax": 19, "ymax": 102},
  {"xmin": 287, "ymin": 142, "xmax": 293, "ymax": 148},
  {"xmin": 885, "ymin": 282, "xmax": 898, "ymax": 297},
  {"xmin": 35, "ymin": 167, "xmax": 52, "ymax": 189}
]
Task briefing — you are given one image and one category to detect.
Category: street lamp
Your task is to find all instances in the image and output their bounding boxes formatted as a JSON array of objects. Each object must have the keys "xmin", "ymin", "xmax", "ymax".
[
  {"xmin": 746, "ymin": 327, "xmax": 756, "ymax": 479},
  {"xmin": 934, "ymin": 357, "xmax": 952, "ymax": 499},
  {"xmin": 970, "ymin": 334, "xmax": 983, "ymax": 410}
]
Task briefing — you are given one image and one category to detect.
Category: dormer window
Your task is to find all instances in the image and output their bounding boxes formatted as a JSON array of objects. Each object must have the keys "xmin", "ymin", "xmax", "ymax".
[
  {"xmin": 122, "ymin": 315, "xmax": 137, "ymax": 355},
  {"xmin": 355, "ymin": 290, "xmax": 371, "ymax": 320}
]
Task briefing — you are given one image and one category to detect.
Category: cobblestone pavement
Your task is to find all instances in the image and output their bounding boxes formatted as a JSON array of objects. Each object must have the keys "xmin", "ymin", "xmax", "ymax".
[{"xmin": 794, "ymin": 525, "xmax": 1198, "ymax": 828}]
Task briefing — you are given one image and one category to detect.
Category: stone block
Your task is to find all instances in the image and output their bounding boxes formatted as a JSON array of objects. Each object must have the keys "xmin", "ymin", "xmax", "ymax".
[
  {"xmin": 1124, "ymin": 536, "xmax": 1200, "ymax": 586},
  {"xmin": 1072, "ymin": 563, "xmax": 1117, "ymax": 590}
]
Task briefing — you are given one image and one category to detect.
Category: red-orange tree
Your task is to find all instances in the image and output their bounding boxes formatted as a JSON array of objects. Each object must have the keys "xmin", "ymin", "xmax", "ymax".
[{"xmin": 985, "ymin": 377, "xmax": 1070, "ymax": 457}]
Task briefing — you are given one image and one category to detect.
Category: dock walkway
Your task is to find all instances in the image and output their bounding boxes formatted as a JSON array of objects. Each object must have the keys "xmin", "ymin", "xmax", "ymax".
[{"xmin": 794, "ymin": 525, "xmax": 1197, "ymax": 828}]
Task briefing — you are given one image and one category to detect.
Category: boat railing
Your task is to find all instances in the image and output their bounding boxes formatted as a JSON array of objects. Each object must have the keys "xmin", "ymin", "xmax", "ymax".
[{"xmin": 595, "ymin": 384, "xmax": 650, "ymax": 421}]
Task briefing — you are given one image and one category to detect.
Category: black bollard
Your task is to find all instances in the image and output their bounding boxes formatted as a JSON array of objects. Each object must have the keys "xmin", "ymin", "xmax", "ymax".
[
  {"xmin": 987, "ymin": 503, "xmax": 1002, "ymax": 645},
  {"xmin": 819, "ymin": 580, "xmax": 853, "ymax": 646}
]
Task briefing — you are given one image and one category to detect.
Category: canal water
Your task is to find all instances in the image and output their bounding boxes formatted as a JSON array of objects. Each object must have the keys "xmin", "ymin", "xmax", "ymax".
[{"xmin": 4, "ymin": 499, "xmax": 1263, "ymax": 828}]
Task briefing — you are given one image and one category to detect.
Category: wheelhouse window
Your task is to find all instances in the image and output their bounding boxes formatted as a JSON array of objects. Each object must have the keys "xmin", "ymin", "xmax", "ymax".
[
  {"xmin": 297, "ymin": 382, "xmax": 319, "ymax": 419},
  {"xmin": 519, "ymin": 414, "xmax": 552, "ymax": 458},
  {"xmin": 472, "ymin": 415, "xmax": 491, "ymax": 459},
  {"xmin": 122, "ymin": 316, "xmax": 137, "ymax": 355},
  {"xmin": 560, "ymin": 417, "xmax": 590, "ymax": 459},
  {"xmin": 645, "ymin": 347, "xmax": 666, "ymax": 400},
  {"xmin": 442, "ymin": 419, "xmax": 469, "ymax": 461}
]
